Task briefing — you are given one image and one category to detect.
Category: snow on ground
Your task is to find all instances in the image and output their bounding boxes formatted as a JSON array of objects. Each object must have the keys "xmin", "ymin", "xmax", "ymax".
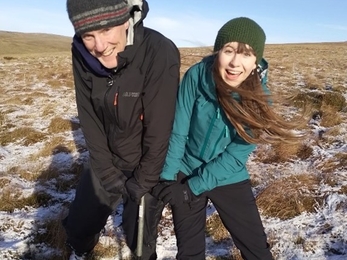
[{"xmin": 1, "ymin": 50, "xmax": 347, "ymax": 259}]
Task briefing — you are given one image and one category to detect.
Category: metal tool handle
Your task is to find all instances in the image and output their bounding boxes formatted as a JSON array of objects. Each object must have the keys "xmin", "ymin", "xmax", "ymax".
[{"xmin": 136, "ymin": 195, "xmax": 145, "ymax": 258}]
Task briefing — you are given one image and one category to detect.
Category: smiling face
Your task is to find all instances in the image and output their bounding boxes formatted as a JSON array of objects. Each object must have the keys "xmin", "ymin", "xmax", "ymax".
[
  {"xmin": 217, "ymin": 42, "xmax": 257, "ymax": 88},
  {"xmin": 81, "ymin": 21, "xmax": 129, "ymax": 69}
]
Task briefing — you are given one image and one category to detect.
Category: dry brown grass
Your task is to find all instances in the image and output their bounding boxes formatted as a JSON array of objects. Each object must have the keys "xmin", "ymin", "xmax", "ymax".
[
  {"xmin": 253, "ymin": 142, "xmax": 313, "ymax": 163},
  {"xmin": 8, "ymin": 166, "xmax": 40, "ymax": 182},
  {"xmin": 206, "ymin": 213, "xmax": 230, "ymax": 242},
  {"xmin": 1, "ymin": 33, "xmax": 347, "ymax": 259},
  {"xmin": 2, "ymin": 96, "xmax": 28, "ymax": 106},
  {"xmin": 0, "ymin": 178, "xmax": 11, "ymax": 188},
  {"xmin": 291, "ymin": 91, "xmax": 346, "ymax": 112},
  {"xmin": 207, "ymin": 253, "xmax": 243, "ymax": 260},
  {"xmin": 36, "ymin": 63, "xmax": 74, "ymax": 89},
  {"xmin": 43, "ymin": 163, "xmax": 82, "ymax": 192},
  {"xmin": 296, "ymin": 144, "xmax": 314, "ymax": 160},
  {"xmin": 0, "ymin": 31, "xmax": 71, "ymax": 55},
  {"xmin": 30, "ymin": 138, "xmax": 76, "ymax": 160},
  {"xmin": 319, "ymin": 105, "xmax": 344, "ymax": 127},
  {"xmin": 339, "ymin": 185, "xmax": 347, "ymax": 195},
  {"xmin": 0, "ymin": 127, "xmax": 47, "ymax": 146},
  {"xmin": 205, "ymin": 213, "xmax": 249, "ymax": 259},
  {"xmin": 0, "ymin": 186, "xmax": 52, "ymax": 213},
  {"xmin": 0, "ymin": 111, "xmax": 5, "ymax": 126},
  {"xmin": 27, "ymin": 213, "xmax": 125, "ymax": 260},
  {"xmin": 48, "ymin": 117, "xmax": 80, "ymax": 133},
  {"xmin": 257, "ymin": 174, "xmax": 324, "ymax": 220},
  {"xmin": 29, "ymin": 217, "xmax": 68, "ymax": 259},
  {"xmin": 326, "ymin": 126, "xmax": 343, "ymax": 137},
  {"xmin": 318, "ymin": 152, "xmax": 347, "ymax": 173},
  {"xmin": 93, "ymin": 243, "xmax": 120, "ymax": 259},
  {"xmin": 179, "ymin": 47, "xmax": 212, "ymax": 77}
]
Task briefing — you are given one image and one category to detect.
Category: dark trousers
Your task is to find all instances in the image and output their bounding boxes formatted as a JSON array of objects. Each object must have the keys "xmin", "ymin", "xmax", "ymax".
[
  {"xmin": 62, "ymin": 165, "xmax": 164, "ymax": 260},
  {"xmin": 172, "ymin": 179, "xmax": 273, "ymax": 260}
]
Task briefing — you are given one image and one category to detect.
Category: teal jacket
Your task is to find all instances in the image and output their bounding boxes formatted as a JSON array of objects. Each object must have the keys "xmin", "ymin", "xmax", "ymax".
[{"xmin": 160, "ymin": 55, "xmax": 269, "ymax": 195}]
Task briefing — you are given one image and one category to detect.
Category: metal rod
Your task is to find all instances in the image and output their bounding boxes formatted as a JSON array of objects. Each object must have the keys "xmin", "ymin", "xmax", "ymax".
[{"xmin": 136, "ymin": 195, "xmax": 145, "ymax": 258}]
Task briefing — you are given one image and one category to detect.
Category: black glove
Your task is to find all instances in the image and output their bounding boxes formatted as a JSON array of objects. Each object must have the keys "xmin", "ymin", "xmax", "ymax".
[
  {"xmin": 125, "ymin": 177, "xmax": 150, "ymax": 204},
  {"xmin": 100, "ymin": 169, "xmax": 127, "ymax": 195},
  {"xmin": 152, "ymin": 180, "xmax": 197, "ymax": 206}
]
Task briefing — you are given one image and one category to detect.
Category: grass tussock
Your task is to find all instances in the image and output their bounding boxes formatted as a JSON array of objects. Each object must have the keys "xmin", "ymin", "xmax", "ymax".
[
  {"xmin": 207, "ymin": 255, "xmax": 242, "ymax": 260},
  {"xmin": 48, "ymin": 117, "xmax": 80, "ymax": 133},
  {"xmin": 30, "ymin": 138, "xmax": 76, "ymax": 160},
  {"xmin": 0, "ymin": 127, "xmax": 47, "ymax": 146},
  {"xmin": 38, "ymin": 165, "xmax": 64, "ymax": 182},
  {"xmin": 39, "ymin": 161, "xmax": 82, "ymax": 192},
  {"xmin": 319, "ymin": 105, "xmax": 343, "ymax": 127},
  {"xmin": 2, "ymin": 96, "xmax": 27, "ymax": 106},
  {"xmin": 254, "ymin": 142, "xmax": 313, "ymax": 163},
  {"xmin": 257, "ymin": 174, "xmax": 323, "ymax": 220},
  {"xmin": 296, "ymin": 144, "xmax": 314, "ymax": 160},
  {"xmin": 22, "ymin": 210, "xmax": 70, "ymax": 260},
  {"xmin": 339, "ymin": 185, "xmax": 347, "ymax": 195},
  {"xmin": 25, "ymin": 91, "xmax": 50, "ymax": 99},
  {"xmin": 1, "ymin": 37, "xmax": 347, "ymax": 259},
  {"xmin": 291, "ymin": 91, "xmax": 346, "ymax": 112},
  {"xmin": 303, "ymin": 74, "xmax": 324, "ymax": 90},
  {"xmin": 32, "ymin": 218, "xmax": 67, "ymax": 250},
  {"xmin": 0, "ymin": 178, "xmax": 11, "ymax": 188},
  {"xmin": 93, "ymin": 243, "xmax": 120, "ymax": 259},
  {"xmin": 318, "ymin": 152, "xmax": 347, "ymax": 173},
  {"xmin": 0, "ymin": 111, "xmax": 6, "ymax": 125},
  {"xmin": 206, "ymin": 213, "xmax": 230, "ymax": 242},
  {"xmin": 0, "ymin": 187, "xmax": 52, "ymax": 213},
  {"xmin": 41, "ymin": 102, "xmax": 65, "ymax": 117},
  {"xmin": 8, "ymin": 166, "xmax": 40, "ymax": 182},
  {"xmin": 22, "ymin": 212, "xmax": 122, "ymax": 260},
  {"xmin": 326, "ymin": 126, "xmax": 342, "ymax": 137}
]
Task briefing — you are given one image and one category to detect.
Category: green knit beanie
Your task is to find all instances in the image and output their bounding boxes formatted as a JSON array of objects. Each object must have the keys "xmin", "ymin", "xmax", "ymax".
[{"xmin": 213, "ymin": 17, "xmax": 266, "ymax": 64}]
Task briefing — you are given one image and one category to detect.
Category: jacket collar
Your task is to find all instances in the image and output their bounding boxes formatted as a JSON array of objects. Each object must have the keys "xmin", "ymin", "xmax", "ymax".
[{"xmin": 200, "ymin": 55, "xmax": 219, "ymax": 101}]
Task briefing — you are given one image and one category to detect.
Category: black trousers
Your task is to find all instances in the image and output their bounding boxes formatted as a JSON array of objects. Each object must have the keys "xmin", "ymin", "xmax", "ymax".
[
  {"xmin": 171, "ymin": 179, "xmax": 273, "ymax": 260},
  {"xmin": 62, "ymin": 165, "xmax": 164, "ymax": 260}
]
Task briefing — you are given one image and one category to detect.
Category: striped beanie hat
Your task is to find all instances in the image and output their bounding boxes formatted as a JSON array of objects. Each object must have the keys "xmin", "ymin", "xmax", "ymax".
[
  {"xmin": 213, "ymin": 17, "xmax": 266, "ymax": 64},
  {"xmin": 67, "ymin": 0, "xmax": 131, "ymax": 36}
]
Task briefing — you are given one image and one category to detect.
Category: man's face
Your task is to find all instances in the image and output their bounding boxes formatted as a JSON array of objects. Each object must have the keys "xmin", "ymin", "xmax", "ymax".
[{"xmin": 81, "ymin": 21, "xmax": 129, "ymax": 69}]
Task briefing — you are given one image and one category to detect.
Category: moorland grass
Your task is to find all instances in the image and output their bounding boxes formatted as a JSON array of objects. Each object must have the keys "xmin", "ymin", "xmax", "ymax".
[{"xmin": 1, "ymin": 33, "xmax": 347, "ymax": 259}]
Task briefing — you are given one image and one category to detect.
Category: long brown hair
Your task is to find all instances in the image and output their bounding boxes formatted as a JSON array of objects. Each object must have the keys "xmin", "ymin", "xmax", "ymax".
[{"xmin": 213, "ymin": 43, "xmax": 305, "ymax": 144}]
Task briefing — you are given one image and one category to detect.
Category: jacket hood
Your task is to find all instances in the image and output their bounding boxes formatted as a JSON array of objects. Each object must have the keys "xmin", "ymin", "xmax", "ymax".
[
  {"xmin": 126, "ymin": 0, "xmax": 149, "ymax": 46},
  {"xmin": 71, "ymin": 0, "xmax": 149, "ymax": 76},
  {"xmin": 200, "ymin": 55, "xmax": 219, "ymax": 101}
]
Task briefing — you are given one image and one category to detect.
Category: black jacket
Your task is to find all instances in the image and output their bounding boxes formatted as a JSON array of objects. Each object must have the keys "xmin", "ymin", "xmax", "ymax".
[{"xmin": 71, "ymin": 0, "xmax": 180, "ymax": 190}]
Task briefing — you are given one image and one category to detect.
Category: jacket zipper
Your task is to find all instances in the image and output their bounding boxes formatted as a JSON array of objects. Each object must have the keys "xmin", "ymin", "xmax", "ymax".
[
  {"xmin": 104, "ymin": 74, "xmax": 119, "ymax": 122},
  {"xmin": 209, "ymin": 125, "xmax": 228, "ymax": 158},
  {"xmin": 199, "ymin": 107, "xmax": 220, "ymax": 158}
]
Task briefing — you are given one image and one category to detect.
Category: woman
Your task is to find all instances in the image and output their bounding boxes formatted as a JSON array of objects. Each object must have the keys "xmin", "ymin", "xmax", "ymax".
[{"xmin": 152, "ymin": 17, "xmax": 301, "ymax": 259}]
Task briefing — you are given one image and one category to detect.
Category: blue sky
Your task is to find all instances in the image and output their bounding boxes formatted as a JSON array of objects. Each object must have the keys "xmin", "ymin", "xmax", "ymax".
[{"xmin": 0, "ymin": 0, "xmax": 346, "ymax": 47}]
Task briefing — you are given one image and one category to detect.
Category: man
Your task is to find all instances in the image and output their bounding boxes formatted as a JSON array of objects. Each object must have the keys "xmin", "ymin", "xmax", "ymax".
[{"xmin": 63, "ymin": 0, "xmax": 180, "ymax": 259}]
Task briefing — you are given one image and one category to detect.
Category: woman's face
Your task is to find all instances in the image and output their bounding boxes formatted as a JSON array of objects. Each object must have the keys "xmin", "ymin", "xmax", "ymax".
[{"xmin": 217, "ymin": 42, "xmax": 257, "ymax": 88}]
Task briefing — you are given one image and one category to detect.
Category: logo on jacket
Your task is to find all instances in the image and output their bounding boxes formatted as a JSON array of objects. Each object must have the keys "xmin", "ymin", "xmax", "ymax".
[{"xmin": 122, "ymin": 92, "xmax": 141, "ymax": 98}]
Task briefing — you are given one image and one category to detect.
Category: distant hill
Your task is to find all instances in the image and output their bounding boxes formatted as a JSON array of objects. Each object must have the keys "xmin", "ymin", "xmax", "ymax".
[
  {"xmin": 1, "ymin": 31, "xmax": 345, "ymax": 57},
  {"xmin": 0, "ymin": 31, "xmax": 72, "ymax": 56}
]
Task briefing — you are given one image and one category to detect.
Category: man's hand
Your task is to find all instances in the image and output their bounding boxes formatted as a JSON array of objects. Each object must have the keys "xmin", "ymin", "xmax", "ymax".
[
  {"xmin": 100, "ymin": 169, "xmax": 127, "ymax": 195},
  {"xmin": 125, "ymin": 177, "xmax": 150, "ymax": 204},
  {"xmin": 151, "ymin": 181, "xmax": 197, "ymax": 206}
]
